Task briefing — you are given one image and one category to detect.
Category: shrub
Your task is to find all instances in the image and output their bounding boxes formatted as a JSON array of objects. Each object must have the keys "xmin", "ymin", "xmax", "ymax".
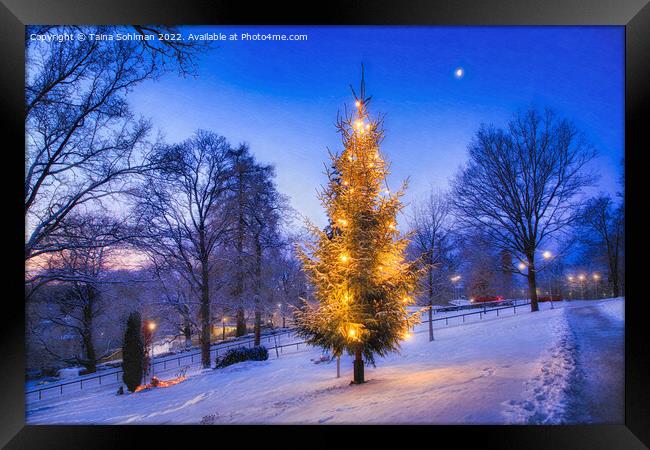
[
  {"xmin": 214, "ymin": 345, "xmax": 268, "ymax": 369},
  {"xmin": 122, "ymin": 312, "xmax": 145, "ymax": 392}
]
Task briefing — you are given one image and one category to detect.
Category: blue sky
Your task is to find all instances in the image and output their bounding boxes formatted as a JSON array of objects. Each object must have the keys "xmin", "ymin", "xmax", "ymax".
[{"xmin": 129, "ymin": 26, "xmax": 624, "ymax": 228}]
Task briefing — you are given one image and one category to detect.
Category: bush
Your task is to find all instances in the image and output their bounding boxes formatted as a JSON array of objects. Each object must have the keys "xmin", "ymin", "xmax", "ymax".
[
  {"xmin": 214, "ymin": 345, "xmax": 268, "ymax": 369},
  {"xmin": 122, "ymin": 312, "xmax": 145, "ymax": 392}
]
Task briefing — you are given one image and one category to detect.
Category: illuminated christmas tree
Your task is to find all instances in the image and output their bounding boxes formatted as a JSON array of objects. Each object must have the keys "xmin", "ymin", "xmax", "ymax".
[{"xmin": 295, "ymin": 70, "xmax": 420, "ymax": 384}]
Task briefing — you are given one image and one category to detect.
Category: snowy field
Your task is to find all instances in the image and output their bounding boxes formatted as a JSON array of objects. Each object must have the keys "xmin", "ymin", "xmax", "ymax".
[
  {"xmin": 26, "ymin": 298, "xmax": 624, "ymax": 425},
  {"xmin": 25, "ymin": 301, "xmax": 526, "ymax": 400}
]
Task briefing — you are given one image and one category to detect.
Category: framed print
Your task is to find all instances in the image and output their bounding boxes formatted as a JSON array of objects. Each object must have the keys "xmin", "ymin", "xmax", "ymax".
[{"xmin": 1, "ymin": 0, "xmax": 648, "ymax": 447}]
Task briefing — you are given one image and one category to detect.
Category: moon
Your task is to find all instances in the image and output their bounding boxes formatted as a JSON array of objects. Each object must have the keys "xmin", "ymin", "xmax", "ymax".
[{"xmin": 454, "ymin": 67, "xmax": 464, "ymax": 79}]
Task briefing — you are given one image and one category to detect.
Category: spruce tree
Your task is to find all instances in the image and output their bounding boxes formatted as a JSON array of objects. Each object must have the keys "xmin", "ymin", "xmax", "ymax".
[
  {"xmin": 295, "ymin": 70, "xmax": 420, "ymax": 384},
  {"xmin": 122, "ymin": 311, "xmax": 145, "ymax": 392}
]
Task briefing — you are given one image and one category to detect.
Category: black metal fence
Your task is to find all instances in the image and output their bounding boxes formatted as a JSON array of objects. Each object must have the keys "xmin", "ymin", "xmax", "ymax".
[
  {"xmin": 27, "ymin": 299, "xmax": 532, "ymax": 402},
  {"xmin": 26, "ymin": 328, "xmax": 299, "ymax": 402},
  {"xmin": 416, "ymin": 299, "xmax": 532, "ymax": 329}
]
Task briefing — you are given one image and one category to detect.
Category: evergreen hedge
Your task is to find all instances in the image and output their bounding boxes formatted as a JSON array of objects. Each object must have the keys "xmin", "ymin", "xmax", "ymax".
[{"xmin": 214, "ymin": 345, "xmax": 268, "ymax": 369}]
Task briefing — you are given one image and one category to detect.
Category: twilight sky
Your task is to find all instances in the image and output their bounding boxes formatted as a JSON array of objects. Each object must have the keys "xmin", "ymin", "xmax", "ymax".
[{"xmin": 129, "ymin": 26, "xmax": 624, "ymax": 228}]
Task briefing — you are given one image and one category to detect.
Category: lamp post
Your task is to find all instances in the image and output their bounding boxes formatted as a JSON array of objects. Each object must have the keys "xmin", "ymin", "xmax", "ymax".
[
  {"xmin": 567, "ymin": 275, "xmax": 574, "ymax": 300},
  {"xmin": 542, "ymin": 251, "xmax": 554, "ymax": 309},
  {"xmin": 278, "ymin": 303, "xmax": 285, "ymax": 328},
  {"xmin": 451, "ymin": 275, "xmax": 461, "ymax": 300},
  {"xmin": 593, "ymin": 273, "xmax": 601, "ymax": 299},
  {"xmin": 578, "ymin": 274, "xmax": 586, "ymax": 299},
  {"xmin": 517, "ymin": 262, "xmax": 527, "ymax": 302},
  {"xmin": 222, "ymin": 317, "xmax": 226, "ymax": 341},
  {"xmin": 147, "ymin": 321, "xmax": 156, "ymax": 382}
]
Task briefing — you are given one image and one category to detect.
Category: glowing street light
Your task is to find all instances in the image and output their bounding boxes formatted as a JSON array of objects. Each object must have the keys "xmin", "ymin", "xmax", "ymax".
[
  {"xmin": 578, "ymin": 274, "xmax": 586, "ymax": 299},
  {"xmin": 542, "ymin": 250, "xmax": 552, "ymax": 259},
  {"xmin": 518, "ymin": 262, "xmax": 527, "ymax": 271},
  {"xmin": 222, "ymin": 316, "xmax": 227, "ymax": 340},
  {"xmin": 450, "ymin": 275, "xmax": 461, "ymax": 300},
  {"xmin": 593, "ymin": 273, "xmax": 601, "ymax": 298},
  {"xmin": 147, "ymin": 320, "xmax": 156, "ymax": 381},
  {"xmin": 278, "ymin": 303, "xmax": 286, "ymax": 328}
]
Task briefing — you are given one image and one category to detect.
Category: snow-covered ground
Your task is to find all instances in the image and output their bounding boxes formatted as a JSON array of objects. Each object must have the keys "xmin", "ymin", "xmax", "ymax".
[
  {"xmin": 26, "ymin": 298, "xmax": 624, "ymax": 425},
  {"xmin": 25, "ymin": 302, "xmax": 525, "ymax": 398}
]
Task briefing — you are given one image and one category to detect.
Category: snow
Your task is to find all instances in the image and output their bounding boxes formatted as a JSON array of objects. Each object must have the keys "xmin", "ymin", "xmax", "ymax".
[
  {"xmin": 56, "ymin": 367, "xmax": 82, "ymax": 379},
  {"xmin": 26, "ymin": 298, "xmax": 624, "ymax": 425},
  {"xmin": 597, "ymin": 296, "xmax": 625, "ymax": 323}
]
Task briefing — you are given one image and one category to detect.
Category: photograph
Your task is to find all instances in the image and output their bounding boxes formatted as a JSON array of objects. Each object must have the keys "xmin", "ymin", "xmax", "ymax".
[{"xmin": 20, "ymin": 24, "xmax": 628, "ymax": 427}]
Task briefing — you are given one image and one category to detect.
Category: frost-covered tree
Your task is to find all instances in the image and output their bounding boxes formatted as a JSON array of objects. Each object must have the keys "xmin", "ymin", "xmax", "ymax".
[
  {"xmin": 408, "ymin": 189, "xmax": 454, "ymax": 341},
  {"xmin": 451, "ymin": 108, "xmax": 596, "ymax": 311},
  {"xmin": 576, "ymin": 195, "xmax": 624, "ymax": 297},
  {"xmin": 25, "ymin": 25, "xmax": 204, "ymax": 265},
  {"xmin": 132, "ymin": 131, "xmax": 232, "ymax": 368}
]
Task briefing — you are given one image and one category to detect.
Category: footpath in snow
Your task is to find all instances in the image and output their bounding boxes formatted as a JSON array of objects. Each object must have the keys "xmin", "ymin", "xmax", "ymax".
[{"xmin": 26, "ymin": 298, "xmax": 624, "ymax": 425}]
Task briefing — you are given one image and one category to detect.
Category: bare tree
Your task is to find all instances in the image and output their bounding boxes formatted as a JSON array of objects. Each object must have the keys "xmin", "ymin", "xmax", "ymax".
[
  {"xmin": 247, "ymin": 166, "xmax": 288, "ymax": 345},
  {"xmin": 227, "ymin": 145, "xmax": 260, "ymax": 337},
  {"xmin": 457, "ymin": 230, "xmax": 501, "ymax": 298},
  {"xmin": 148, "ymin": 267, "xmax": 199, "ymax": 349},
  {"xmin": 577, "ymin": 195, "xmax": 624, "ymax": 297},
  {"xmin": 132, "ymin": 130, "xmax": 232, "ymax": 368},
  {"xmin": 25, "ymin": 25, "xmax": 205, "ymax": 264},
  {"xmin": 408, "ymin": 188, "xmax": 453, "ymax": 341},
  {"xmin": 451, "ymin": 108, "xmax": 596, "ymax": 311},
  {"xmin": 274, "ymin": 244, "xmax": 309, "ymax": 326},
  {"xmin": 30, "ymin": 213, "xmax": 122, "ymax": 372}
]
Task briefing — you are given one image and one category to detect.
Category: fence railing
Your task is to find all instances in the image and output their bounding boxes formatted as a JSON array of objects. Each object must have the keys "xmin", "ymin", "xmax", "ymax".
[
  {"xmin": 26, "ymin": 328, "xmax": 299, "ymax": 402},
  {"xmin": 27, "ymin": 299, "xmax": 532, "ymax": 402},
  {"xmin": 414, "ymin": 299, "xmax": 531, "ymax": 329}
]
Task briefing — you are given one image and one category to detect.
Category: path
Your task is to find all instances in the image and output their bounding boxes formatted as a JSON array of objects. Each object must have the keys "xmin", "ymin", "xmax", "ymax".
[{"xmin": 563, "ymin": 302, "xmax": 624, "ymax": 423}]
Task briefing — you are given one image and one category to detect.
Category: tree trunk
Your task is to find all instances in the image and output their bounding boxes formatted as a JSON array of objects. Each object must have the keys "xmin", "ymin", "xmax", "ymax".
[
  {"xmin": 527, "ymin": 255, "xmax": 539, "ymax": 312},
  {"xmin": 428, "ymin": 301, "xmax": 434, "ymax": 342},
  {"xmin": 428, "ymin": 264, "xmax": 434, "ymax": 341},
  {"xmin": 199, "ymin": 253, "xmax": 211, "ymax": 368},
  {"xmin": 609, "ymin": 252, "xmax": 620, "ymax": 298},
  {"xmin": 253, "ymin": 236, "xmax": 263, "ymax": 347},
  {"xmin": 352, "ymin": 348, "xmax": 365, "ymax": 384},
  {"xmin": 254, "ymin": 311, "xmax": 261, "ymax": 346},
  {"xmin": 183, "ymin": 323, "xmax": 192, "ymax": 349},
  {"xmin": 82, "ymin": 289, "xmax": 97, "ymax": 373},
  {"xmin": 234, "ymin": 167, "xmax": 247, "ymax": 337},
  {"xmin": 236, "ymin": 308, "xmax": 247, "ymax": 336}
]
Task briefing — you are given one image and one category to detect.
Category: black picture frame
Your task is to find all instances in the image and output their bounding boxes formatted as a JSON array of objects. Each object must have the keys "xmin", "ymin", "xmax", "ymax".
[{"xmin": 1, "ymin": 0, "xmax": 648, "ymax": 447}]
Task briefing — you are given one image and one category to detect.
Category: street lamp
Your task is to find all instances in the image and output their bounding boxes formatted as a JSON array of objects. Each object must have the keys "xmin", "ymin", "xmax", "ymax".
[
  {"xmin": 578, "ymin": 274, "xmax": 586, "ymax": 299},
  {"xmin": 222, "ymin": 316, "xmax": 227, "ymax": 340},
  {"xmin": 593, "ymin": 273, "xmax": 601, "ymax": 299},
  {"xmin": 542, "ymin": 251, "xmax": 554, "ymax": 308},
  {"xmin": 147, "ymin": 321, "xmax": 156, "ymax": 381},
  {"xmin": 450, "ymin": 275, "xmax": 461, "ymax": 300}
]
